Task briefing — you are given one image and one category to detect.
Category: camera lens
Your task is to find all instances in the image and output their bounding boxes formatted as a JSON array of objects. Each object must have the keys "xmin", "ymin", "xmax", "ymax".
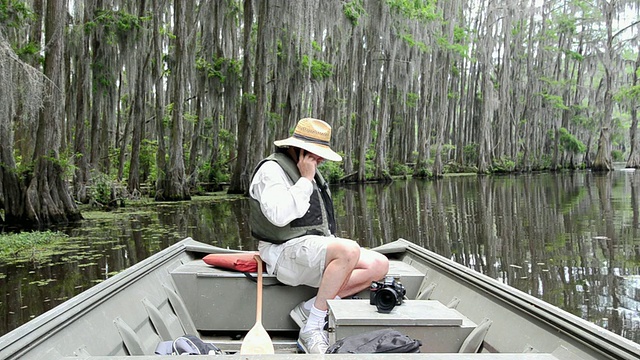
[{"xmin": 374, "ymin": 288, "xmax": 398, "ymax": 313}]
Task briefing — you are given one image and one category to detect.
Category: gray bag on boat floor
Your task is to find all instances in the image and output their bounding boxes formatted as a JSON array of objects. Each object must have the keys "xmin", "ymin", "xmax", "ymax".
[
  {"xmin": 326, "ymin": 329, "xmax": 422, "ymax": 354},
  {"xmin": 155, "ymin": 334, "xmax": 223, "ymax": 355}
]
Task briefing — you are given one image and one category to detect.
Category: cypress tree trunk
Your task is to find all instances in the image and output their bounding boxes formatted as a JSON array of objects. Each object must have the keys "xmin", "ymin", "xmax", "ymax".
[
  {"xmin": 127, "ymin": 54, "xmax": 149, "ymax": 195},
  {"xmin": 228, "ymin": 0, "xmax": 254, "ymax": 195},
  {"xmin": 251, "ymin": 0, "xmax": 271, "ymax": 170},
  {"xmin": 128, "ymin": 1, "xmax": 151, "ymax": 195},
  {"xmin": 372, "ymin": 8, "xmax": 394, "ymax": 182},
  {"xmin": 72, "ymin": 1, "xmax": 90, "ymax": 203},
  {"xmin": 476, "ymin": 0, "xmax": 496, "ymax": 174},
  {"xmin": 89, "ymin": 0, "xmax": 104, "ymax": 172},
  {"xmin": 24, "ymin": 0, "xmax": 82, "ymax": 227},
  {"xmin": 593, "ymin": 126, "xmax": 613, "ymax": 171},
  {"xmin": 354, "ymin": 0, "xmax": 381, "ymax": 182},
  {"xmin": 626, "ymin": 49, "xmax": 640, "ymax": 168},
  {"xmin": 0, "ymin": 36, "xmax": 26, "ymax": 224},
  {"xmin": 152, "ymin": 0, "xmax": 168, "ymax": 196},
  {"xmin": 592, "ymin": 1, "xmax": 615, "ymax": 172},
  {"xmin": 156, "ymin": 0, "xmax": 191, "ymax": 200}
]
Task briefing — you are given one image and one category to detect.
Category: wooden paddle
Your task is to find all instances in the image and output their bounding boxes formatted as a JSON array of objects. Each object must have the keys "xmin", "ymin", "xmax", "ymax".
[{"xmin": 239, "ymin": 255, "xmax": 275, "ymax": 354}]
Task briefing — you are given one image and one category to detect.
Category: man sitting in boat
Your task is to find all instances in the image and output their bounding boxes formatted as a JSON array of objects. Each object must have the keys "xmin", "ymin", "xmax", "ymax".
[{"xmin": 249, "ymin": 117, "xmax": 389, "ymax": 354}]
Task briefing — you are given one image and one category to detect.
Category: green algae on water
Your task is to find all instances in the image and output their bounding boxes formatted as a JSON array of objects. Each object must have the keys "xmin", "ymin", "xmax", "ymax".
[{"xmin": 0, "ymin": 231, "xmax": 70, "ymax": 264}]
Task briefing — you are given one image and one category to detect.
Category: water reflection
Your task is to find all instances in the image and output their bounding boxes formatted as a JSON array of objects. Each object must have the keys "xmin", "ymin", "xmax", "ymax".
[{"xmin": 1, "ymin": 170, "xmax": 639, "ymax": 343}]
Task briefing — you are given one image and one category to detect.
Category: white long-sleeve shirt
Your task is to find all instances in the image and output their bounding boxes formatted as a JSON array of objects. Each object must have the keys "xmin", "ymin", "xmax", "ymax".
[{"xmin": 249, "ymin": 160, "xmax": 314, "ymax": 274}]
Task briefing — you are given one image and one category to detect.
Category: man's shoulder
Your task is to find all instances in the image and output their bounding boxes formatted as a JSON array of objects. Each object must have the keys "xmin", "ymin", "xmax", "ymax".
[
  {"xmin": 254, "ymin": 159, "xmax": 288, "ymax": 181},
  {"xmin": 257, "ymin": 158, "xmax": 285, "ymax": 172}
]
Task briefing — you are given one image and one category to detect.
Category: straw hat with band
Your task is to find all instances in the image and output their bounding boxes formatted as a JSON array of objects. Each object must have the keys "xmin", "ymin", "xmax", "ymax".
[{"xmin": 274, "ymin": 118, "xmax": 342, "ymax": 162}]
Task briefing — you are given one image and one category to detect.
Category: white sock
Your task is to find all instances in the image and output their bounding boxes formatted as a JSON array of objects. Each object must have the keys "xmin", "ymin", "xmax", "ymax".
[
  {"xmin": 302, "ymin": 305, "xmax": 327, "ymax": 333},
  {"xmin": 303, "ymin": 297, "xmax": 316, "ymax": 312},
  {"xmin": 304, "ymin": 295, "xmax": 339, "ymax": 312}
]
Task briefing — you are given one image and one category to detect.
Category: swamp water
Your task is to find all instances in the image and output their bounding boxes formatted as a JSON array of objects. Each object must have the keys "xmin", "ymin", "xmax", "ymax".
[{"xmin": 1, "ymin": 170, "xmax": 639, "ymax": 345}]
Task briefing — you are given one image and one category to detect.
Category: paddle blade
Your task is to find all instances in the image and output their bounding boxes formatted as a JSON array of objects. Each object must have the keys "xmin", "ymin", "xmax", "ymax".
[{"xmin": 240, "ymin": 323, "xmax": 275, "ymax": 354}]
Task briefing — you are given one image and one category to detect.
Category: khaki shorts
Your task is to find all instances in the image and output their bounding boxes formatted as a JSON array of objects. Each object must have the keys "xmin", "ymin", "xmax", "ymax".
[{"xmin": 274, "ymin": 236, "xmax": 329, "ymax": 287}]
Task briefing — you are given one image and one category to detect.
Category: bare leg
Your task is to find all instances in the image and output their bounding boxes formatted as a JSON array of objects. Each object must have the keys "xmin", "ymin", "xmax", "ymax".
[
  {"xmin": 313, "ymin": 240, "xmax": 389, "ymax": 311},
  {"xmin": 337, "ymin": 249, "xmax": 389, "ymax": 298}
]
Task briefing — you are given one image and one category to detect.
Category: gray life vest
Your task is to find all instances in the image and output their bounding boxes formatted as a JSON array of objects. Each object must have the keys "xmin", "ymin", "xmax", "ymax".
[{"xmin": 249, "ymin": 152, "xmax": 336, "ymax": 244}]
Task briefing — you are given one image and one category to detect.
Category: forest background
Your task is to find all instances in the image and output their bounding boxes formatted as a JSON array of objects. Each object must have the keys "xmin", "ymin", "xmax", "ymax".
[{"xmin": 0, "ymin": 0, "xmax": 639, "ymax": 230}]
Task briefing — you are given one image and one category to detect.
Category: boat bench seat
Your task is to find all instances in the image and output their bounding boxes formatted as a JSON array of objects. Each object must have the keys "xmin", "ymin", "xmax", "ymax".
[
  {"xmin": 170, "ymin": 259, "xmax": 316, "ymax": 332},
  {"xmin": 169, "ymin": 258, "xmax": 426, "ymax": 333}
]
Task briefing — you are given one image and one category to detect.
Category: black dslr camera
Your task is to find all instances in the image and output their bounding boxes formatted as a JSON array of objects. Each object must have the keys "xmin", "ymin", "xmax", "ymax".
[{"xmin": 369, "ymin": 276, "xmax": 406, "ymax": 313}]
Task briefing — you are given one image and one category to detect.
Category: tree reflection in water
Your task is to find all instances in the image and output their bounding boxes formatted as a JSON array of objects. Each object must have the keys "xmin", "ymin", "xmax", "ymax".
[{"xmin": 0, "ymin": 170, "xmax": 639, "ymax": 343}]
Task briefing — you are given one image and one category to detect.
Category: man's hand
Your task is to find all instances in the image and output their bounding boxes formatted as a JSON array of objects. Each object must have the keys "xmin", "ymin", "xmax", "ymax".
[{"xmin": 297, "ymin": 148, "xmax": 318, "ymax": 181}]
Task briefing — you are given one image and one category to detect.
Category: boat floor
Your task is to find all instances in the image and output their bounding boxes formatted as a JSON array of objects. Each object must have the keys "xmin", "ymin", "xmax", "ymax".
[
  {"xmin": 200, "ymin": 331, "xmax": 300, "ymax": 354},
  {"xmin": 6, "ymin": 238, "xmax": 614, "ymax": 360},
  {"xmin": 66, "ymin": 352, "xmax": 560, "ymax": 359},
  {"xmin": 67, "ymin": 356, "xmax": 560, "ymax": 360},
  {"xmin": 64, "ymin": 329, "xmax": 561, "ymax": 359},
  {"xmin": 177, "ymin": 337, "xmax": 559, "ymax": 360}
]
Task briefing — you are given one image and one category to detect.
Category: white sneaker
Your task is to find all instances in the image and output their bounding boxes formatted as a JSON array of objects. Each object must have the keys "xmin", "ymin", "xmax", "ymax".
[
  {"xmin": 289, "ymin": 301, "xmax": 310, "ymax": 328},
  {"xmin": 297, "ymin": 328, "xmax": 329, "ymax": 354}
]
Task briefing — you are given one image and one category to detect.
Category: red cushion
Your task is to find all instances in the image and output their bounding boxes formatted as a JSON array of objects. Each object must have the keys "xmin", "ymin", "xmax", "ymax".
[{"xmin": 202, "ymin": 252, "xmax": 261, "ymax": 273}]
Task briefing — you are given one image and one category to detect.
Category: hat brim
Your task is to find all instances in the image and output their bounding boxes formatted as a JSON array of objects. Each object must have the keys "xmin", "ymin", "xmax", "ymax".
[{"xmin": 274, "ymin": 137, "xmax": 342, "ymax": 162}]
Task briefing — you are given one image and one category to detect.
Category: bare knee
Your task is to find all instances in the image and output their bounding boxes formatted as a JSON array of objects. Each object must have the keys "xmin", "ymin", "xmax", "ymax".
[
  {"xmin": 327, "ymin": 240, "xmax": 360, "ymax": 265},
  {"xmin": 365, "ymin": 250, "xmax": 390, "ymax": 281}
]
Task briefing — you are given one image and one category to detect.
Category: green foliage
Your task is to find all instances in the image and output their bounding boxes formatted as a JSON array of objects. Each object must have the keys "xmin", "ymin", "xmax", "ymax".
[
  {"xmin": 537, "ymin": 91, "xmax": 569, "ymax": 110},
  {"xmin": 195, "ymin": 55, "xmax": 241, "ymax": 81},
  {"xmin": 184, "ymin": 111, "xmax": 198, "ymax": 125},
  {"xmin": 365, "ymin": 148, "xmax": 376, "ymax": 179},
  {"xmin": 490, "ymin": 157, "xmax": 516, "ymax": 173},
  {"xmin": 406, "ymin": 92, "xmax": 419, "ymax": 107},
  {"xmin": 0, "ymin": 231, "xmax": 69, "ymax": 262},
  {"xmin": 399, "ymin": 33, "xmax": 429, "ymax": 52},
  {"xmin": 14, "ymin": 41, "xmax": 38, "ymax": 55},
  {"xmin": 564, "ymin": 49, "xmax": 584, "ymax": 61},
  {"xmin": 413, "ymin": 166, "xmax": 432, "ymax": 178},
  {"xmin": 217, "ymin": 128, "xmax": 235, "ymax": 150},
  {"xmin": 539, "ymin": 154, "xmax": 553, "ymax": 170},
  {"xmin": 91, "ymin": 61, "xmax": 115, "ymax": 89},
  {"xmin": 267, "ymin": 112, "xmax": 282, "ymax": 132},
  {"xmin": 558, "ymin": 128, "xmax": 586, "ymax": 154},
  {"xmin": 343, "ymin": 0, "xmax": 366, "ymax": 26},
  {"xmin": 453, "ymin": 25, "xmax": 467, "ymax": 44},
  {"xmin": 463, "ymin": 143, "xmax": 478, "ymax": 165},
  {"xmin": 41, "ymin": 150, "xmax": 76, "ymax": 180},
  {"xmin": 196, "ymin": 57, "xmax": 223, "ymax": 80},
  {"xmin": 444, "ymin": 162, "xmax": 477, "ymax": 174},
  {"xmin": 301, "ymin": 55, "xmax": 333, "ymax": 80},
  {"xmin": 139, "ymin": 139, "xmax": 158, "ymax": 183},
  {"xmin": 90, "ymin": 171, "xmax": 113, "ymax": 205},
  {"xmin": 390, "ymin": 162, "xmax": 411, "ymax": 176},
  {"xmin": 86, "ymin": 9, "xmax": 149, "ymax": 45},
  {"xmin": 612, "ymin": 149, "xmax": 624, "ymax": 162},
  {"xmin": 200, "ymin": 161, "xmax": 229, "ymax": 186},
  {"xmin": 519, "ymin": 152, "xmax": 553, "ymax": 171},
  {"xmin": 615, "ymin": 84, "xmax": 640, "ymax": 102},
  {"xmin": 199, "ymin": 128, "xmax": 234, "ymax": 186},
  {"xmin": 556, "ymin": 14, "xmax": 577, "ymax": 35},
  {"xmin": 243, "ymin": 92, "xmax": 257, "ymax": 103},
  {"xmin": 319, "ymin": 159, "xmax": 345, "ymax": 183},
  {"xmin": 352, "ymin": 148, "xmax": 376, "ymax": 180},
  {"xmin": 386, "ymin": 0, "xmax": 440, "ymax": 22},
  {"xmin": 13, "ymin": 154, "xmax": 33, "ymax": 181},
  {"xmin": 436, "ymin": 26, "xmax": 469, "ymax": 58},
  {"xmin": 443, "ymin": 143, "xmax": 456, "ymax": 155},
  {"xmin": 0, "ymin": 0, "xmax": 33, "ymax": 28}
]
